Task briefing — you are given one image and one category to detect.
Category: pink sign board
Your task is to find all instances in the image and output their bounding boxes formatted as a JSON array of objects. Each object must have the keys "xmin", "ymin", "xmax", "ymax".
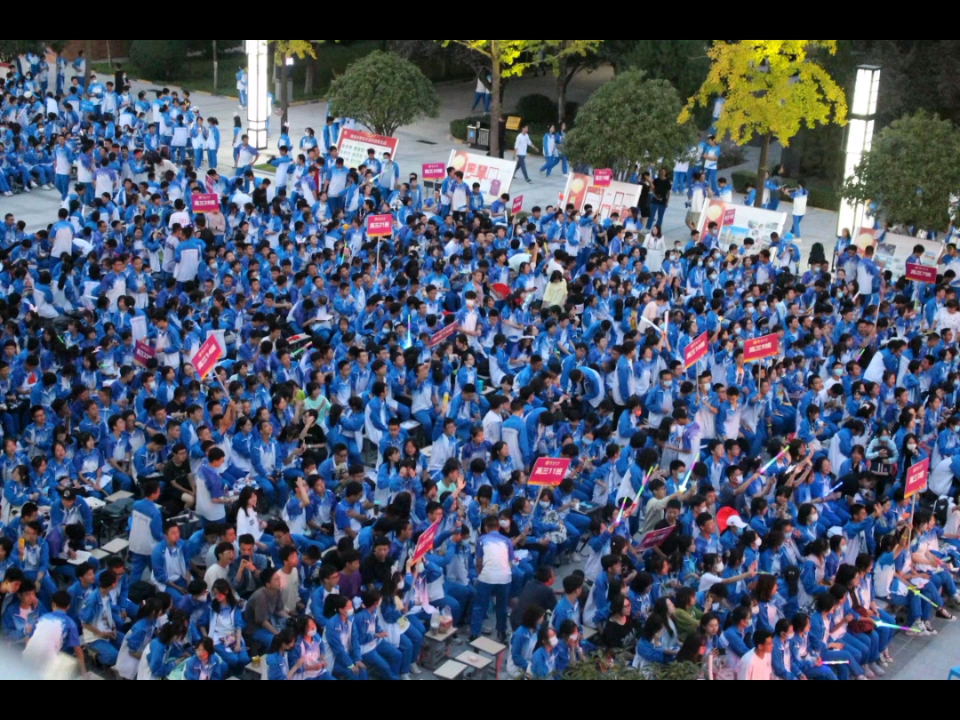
[
  {"xmin": 422, "ymin": 163, "xmax": 447, "ymax": 181},
  {"xmin": 593, "ymin": 169, "xmax": 613, "ymax": 187},
  {"xmin": 191, "ymin": 193, "xmax": 220, "ymax": 212},
  {"xmin": 366, "ymin": 214, "xmax": 394, "ymax": 237},
  {"xmin": 193, "ymin": 335, "xmax": 223, "ymax": 379}
]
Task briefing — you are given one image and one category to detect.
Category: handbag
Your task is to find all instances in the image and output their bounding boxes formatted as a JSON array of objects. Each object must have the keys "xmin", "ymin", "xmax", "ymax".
[{"xmin": 849, "ymin": 606, "xmax": 875, "ymax": 635}]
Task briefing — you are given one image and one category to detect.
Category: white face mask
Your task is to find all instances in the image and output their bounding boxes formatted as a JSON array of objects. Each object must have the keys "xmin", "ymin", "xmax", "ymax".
[
  {"xmin": 752, "ymin": 606, "xmax": 760, "ymax": 616},
  {"xmin": 753, "ymin": 539, "xmax": 761, "ymax": 550},
  {"xmin": 569, "ymin": 633, "xmax": 579, "ymax": 643},
  {"xmin": 346, "ymin": 607, "xmax": 354, "ymax": 617},
  {"xmin": 714, "ymin": 563, "xmax": 725, "ymax": 574},
  {"xmin": 549, "ymin": 636, "xmax": 559, "ymax": 648},
  {"xmin": 539, "ymin": 501, "xmax": 551, "ymax": 510},
  {"xmin": 499, "ymin": 519, "xmax": 510, "ymax": 529},
  {"xmin": 786, "ymin": 631, "xmax": 795, "ymax": 641},
  {"xmin": 306, "ymin": 629, "xmax": 316, "ymax": 639},
  {"xmin": 810, "ymin": 513, "xmax": 819, "ymax": 524}
]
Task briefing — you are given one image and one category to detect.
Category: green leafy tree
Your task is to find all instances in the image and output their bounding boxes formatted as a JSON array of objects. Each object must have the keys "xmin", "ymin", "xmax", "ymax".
[
  {"xmin": 537, "ymin": 40, "xmax": 603, "ymax": 123},
  {"xmin": 680, "ymin": 40, "xmax": 848, "ymax": 207},
  {"xmin": 0, "ymin": 40, "xmax": 66, "ymax": 64},
  {"xmin": 129, "ymin": 40, "xmax": 187, "ymax": 81},
  {"xmin": 565, "ymin": 70, "xmax": 698, "ymax": 180},
  {"xmin": 327, "ymin": 50, "xmax": 440, "ymax": 137},
  {"xmin": 842, "ymin": 110, "xmax": 960, "ymax": 233},
  {"xmin": 613, "ymin": 40, "xmax": 711, "ymax": 100}
]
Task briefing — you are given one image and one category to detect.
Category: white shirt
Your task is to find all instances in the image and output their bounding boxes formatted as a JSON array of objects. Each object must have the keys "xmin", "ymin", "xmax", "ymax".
[
  {"xmin": 514, "ymin": 133, "xmax": 534, "ymax": 157},
  {"xmin": 737, "ymin": 649, "xmax": 773, "ymax": 680}
]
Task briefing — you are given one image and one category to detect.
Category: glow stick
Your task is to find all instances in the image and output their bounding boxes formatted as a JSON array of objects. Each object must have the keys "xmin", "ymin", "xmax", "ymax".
[
  {"xmin": 639, "ymin": 316, "xmax": 664, "ymax": 335},
  {"xmin": 680, "ymin": 463, "xmax": 696, "ymax": 491},
  {"xmin": 759, "ymin": 449, "xmax": 788, "ymax": 475},
  {"xmin": 827, "ymin": 482, "xmax": 844, "ymax": 496},
  {"xmin": 908, "ymin": 585, "xmax": 939, "ymax": 607},
  {"xmin": 821, "ymin": 660, "xmax": 849, "ymax": 666},
  {"xmin": 873, "ymin": 621, "xmax": 921, "ymax": 633},
  {"xmin": 291, "ymin": 342, "xmax": 312, "ymax": 359},
  {"xmin": 614, "ymin": 496, "xmax": 628, "ymax": 526}
]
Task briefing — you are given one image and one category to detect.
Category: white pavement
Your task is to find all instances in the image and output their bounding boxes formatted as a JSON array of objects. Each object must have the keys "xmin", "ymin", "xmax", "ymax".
[{"xmin": 1, "ymin": 69, "xmax": 840, "ymax": 270}]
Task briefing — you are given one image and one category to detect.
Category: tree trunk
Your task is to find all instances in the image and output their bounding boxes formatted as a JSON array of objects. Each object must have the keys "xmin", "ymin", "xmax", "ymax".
[
  {"xmin": 489, "ymin": 43, "xmax": 501, "ymax": 159},
  {"xmin": 83, "ymin": 39, "xmax": 93, "ymax": 100},
  {"xmin": 105, "ymin": 40, "xmax": 112, "ymax": 68},
  {"xmin": 304, "ymin": 55, "xmax": 314, "ymax": 95},
  {"xmin": 280, "ymin": 55, "xmax": 289, "ymax": 127},
  {"xmin": 755, "ymin": 132, "xmax": 772, "ymax": 209},
  {"xmin": 557, "ymin": 57, "xmax": 567, "ymax": 125},
  {"xmin": 212, "ymin": 40, "xmax": 218, "ymax": 92}
]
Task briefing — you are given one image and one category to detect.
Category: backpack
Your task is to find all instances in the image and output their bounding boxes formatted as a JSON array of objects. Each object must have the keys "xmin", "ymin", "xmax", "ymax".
[{"xmin": 128, "ymin": 580, "xmax": 156, "ymax": 605}]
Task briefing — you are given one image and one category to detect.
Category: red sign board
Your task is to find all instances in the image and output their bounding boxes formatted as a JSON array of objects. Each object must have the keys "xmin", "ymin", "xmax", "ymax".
[
  {"xmin": 593, "ymin": 169, "xmax": 613, "ymax": 187},
  {"xmin": 744, "ymin": 334, "xmax": 780, "ymax": 362},
  {"xmin": 428, "ymin": 321, "xmax": 460, "ymax": 348},
  {"xmin": 511, "ymin": 195, "xmax": 524, "ymax": 214},
  {"xmin": 529, "ymin": 457, "xmax": 572, "ymax": 487},
  {"xmin": 723, "ymin": 208, "xmax": 736, "ymax": 226},
  {"xmin": 683, "ymin": 332, "xmax": 709, "ymax": 369},
  {"xmin": 637, "ymin": 525, "xmax": 676, "ymax": 551},
  {"xmin": 905, "ymin": 457, "xmax": 930, "ymax": 499},
  {"xmin": 411, "ymin": 520, "xmax": 441, "ymax": 565},
  {"xmin": 366, "ymin": 214, "xmax": 394, "ymax": 237},
  {"xmin": 191, "ymin": 193, "xmax": 220, "ymax": 213},
  {"xmin": 421, "ymin": 162, "xmax": 446, "ymax": 181},
  {"xmin": 134, "ymin": 340, "xmax": 155, "ymax": 366},
  {"xmin": 193, "ymin": 335, "xmax": 224, "ymax": 379},
  {"xmin": 905, "ymin": 263, "xmax": 937, "ymax": 284}
]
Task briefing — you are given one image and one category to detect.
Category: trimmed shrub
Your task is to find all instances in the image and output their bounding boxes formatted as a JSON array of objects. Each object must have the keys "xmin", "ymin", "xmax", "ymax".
[{"xmin": 129, "ymin": 40, "xmax": 186, "ymax": 80}]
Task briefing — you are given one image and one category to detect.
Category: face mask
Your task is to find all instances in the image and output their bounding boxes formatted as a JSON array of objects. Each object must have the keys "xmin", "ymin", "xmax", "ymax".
[
  {"xmin": 570, "ymin": 633, "xmax": 579, "ymax": 643},
  {"xmin": 908, "ymin": 444, "xmax": 917, "ymax": 451},
  {"xmin": 759, "ymin": 304, "xmax": 767, "ymax": 311},
  {"xmin": 833, "ymin": 368, "xmax": 843, "ymax": 376},
  {"xmin": 709, "ymin": 274, "xmax": 718, "ymax": 281},
  {"xmin": 810, "ymin": 513, "xmax": 819, "ymax": 524},
  {"xmin": 346, "ymin": 607, "xmax": 354, "ymax": 617},
  {"xmin": 539, "ymin": 501, "xmax": 551, "ymax": 510},
  {"xmin": 714, "ymin": 563, "xmax": 725, "ymax": 574},
  {"xmin": 306, "ymin": 629, "xmax": 316, "ymax": 639},
  {"xmin": 549, "ymin": 636, "xmax": 559, "ymax": 648},
  {"xmin": 752, "ymin": 606, "xmax": 760, "ymax": 617},
  {"xmin": 786, "ymin": 631, "xmax": 795, "ymax": 641},
  {"xmin": 663, "ymin": 381, "xmax": 673, "ymax": 389},
  {"xmin": 733, "ymin": 328, "xmax": 742, "ymax": 336},
  {"xmin": 499, "ymin": 519, "xmax": 510, "ymax": 529},
  {"xmin": 712, "ymin": 602, "xmax": 721, "ymax": 611},
  {"xmin": 197, "ymin": 593, "xmax": 209, "ymax": 603},
  {"xmin": 753, "ymin": 539, "xmax": 761, "ymax": 549},
  {"xmin": 840, "ymin": 545, "xmax": 847, "ymax": 554}
]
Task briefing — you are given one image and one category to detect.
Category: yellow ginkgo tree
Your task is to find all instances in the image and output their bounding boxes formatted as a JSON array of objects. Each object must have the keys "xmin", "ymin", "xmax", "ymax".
[
  {"xmin": 680, "ymin": 40, "xmax": 848, "ymax": 208},
  {"xmin": 439, "ymin": 40, "xmax": 539, "ymax": 157},
  {"xmin": 269, "ymin": 40, "xmax": 320, "ymax": 125}
]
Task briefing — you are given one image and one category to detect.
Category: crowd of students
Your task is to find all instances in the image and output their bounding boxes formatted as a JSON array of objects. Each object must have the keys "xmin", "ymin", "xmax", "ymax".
[{"xmin": 1, "ymin": 50, "xmax": 960, "ymax": 681}]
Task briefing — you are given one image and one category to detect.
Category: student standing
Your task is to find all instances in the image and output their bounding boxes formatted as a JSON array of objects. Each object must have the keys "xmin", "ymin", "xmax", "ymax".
[{"xmin": 513, "ymin": 126, "xmax": 538, "ymax": 184}]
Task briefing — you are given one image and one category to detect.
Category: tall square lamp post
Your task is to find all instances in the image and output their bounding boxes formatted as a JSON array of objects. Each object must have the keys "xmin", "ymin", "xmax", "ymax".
[
  {"xmin": 837, "ymin": 65, "xmax": 881, "ymax": 238},
  {"xmin": 245, "ymin": 40, "xmax": 269, "ymax": 150}
]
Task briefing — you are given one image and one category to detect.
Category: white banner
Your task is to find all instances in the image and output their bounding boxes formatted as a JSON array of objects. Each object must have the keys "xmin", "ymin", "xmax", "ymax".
[
  {"xmin": 337, "ymin": 129, "xmax": 400, "ymax": 170},
  {"xmin": 697, "ymin": 199, "xmax": 788, "ymax": 250},
  {"xmin": 561, "ymin": 172, "xmax": 642, "ymax": 221},
  {"xmin": 853, "ymin": 227, "xmax": 942, "ymax": 282},
  {"xmin": 447, "ymin": 150, "xmax": 517, "ymax": 204}
]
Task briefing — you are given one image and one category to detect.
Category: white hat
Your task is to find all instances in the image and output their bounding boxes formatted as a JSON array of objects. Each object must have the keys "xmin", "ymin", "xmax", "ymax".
[
  {"xmin": 826, "ymin": 526, "xmax": 844, "ymax": 539},
  {"xmin": 727, "ymin": 516, "xmax": 748, "ymax": 530},
  {"xmin": 23, "ymin": 91, "xmax": 33, "ymax": 98}
]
